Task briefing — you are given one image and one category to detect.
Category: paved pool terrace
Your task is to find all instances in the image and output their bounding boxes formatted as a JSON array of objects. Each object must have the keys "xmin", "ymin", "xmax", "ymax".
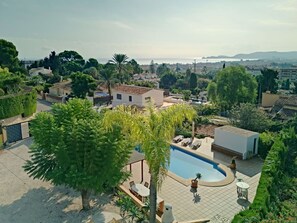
[{"xmin": 124, "ymin": 137, "xmax": 263, "ymax": 222}]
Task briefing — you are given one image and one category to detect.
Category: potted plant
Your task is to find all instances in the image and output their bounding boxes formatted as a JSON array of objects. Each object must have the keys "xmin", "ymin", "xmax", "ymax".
[
  {"xmin": 191, "ymin": 173, "xmax": 202, "ymax": 188},
  {"xmin": 230, "ymin": 156, "xmax": 237, "ymax": 170}
]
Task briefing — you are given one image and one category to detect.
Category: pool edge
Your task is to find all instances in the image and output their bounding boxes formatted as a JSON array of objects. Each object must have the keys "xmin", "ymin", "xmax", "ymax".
[{"xmin": 168, "ymin": 143, "xmax": 235, "ymax": 187}]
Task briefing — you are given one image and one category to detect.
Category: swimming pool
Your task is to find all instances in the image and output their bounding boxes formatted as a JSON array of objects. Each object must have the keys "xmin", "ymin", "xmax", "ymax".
[{"xmin": 169, "ymin": 146, "xmax": 226, "ymax": 182}]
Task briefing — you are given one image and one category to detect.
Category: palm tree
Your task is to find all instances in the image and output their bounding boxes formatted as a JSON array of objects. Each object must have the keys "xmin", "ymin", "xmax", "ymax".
[
  {"xmin": 99, "ymin": 68, "xmax": 116, "ymax": 103},
  {"xmin": 109, "ymin": 54, "xmax": 129, "ymax": 83},
  {"xmin": 104, "ymin": 103, "xmax": 196, "ymax": 223}
]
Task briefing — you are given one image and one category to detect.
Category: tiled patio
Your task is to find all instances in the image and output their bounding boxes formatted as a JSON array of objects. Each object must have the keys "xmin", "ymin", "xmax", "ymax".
[{"xmin": 124, "ymin": 137, "xmax": 263, "ymax": 223}]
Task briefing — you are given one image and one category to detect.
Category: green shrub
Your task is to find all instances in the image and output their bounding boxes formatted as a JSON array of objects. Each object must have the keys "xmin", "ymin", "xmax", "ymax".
[
  {"xmin": 0, "ymin": 90, "xmax": 37, "ymax": 119},
  {"xmin": 258, "ymin": 132, "xmax": 275, "ymax": 159},
  {"xmin": 232, "ymin": 130, "xmax": 296, "ymax": 223}
]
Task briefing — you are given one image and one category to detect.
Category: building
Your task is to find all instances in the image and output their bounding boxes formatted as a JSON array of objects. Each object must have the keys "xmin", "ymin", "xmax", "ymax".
[
  {"xmin": 29, "ymin": 67, "xmax": 53, "ymax": 77},
  {"xmin": 278, "ymin": 68, "xmax": 297, "ymax": 82},
  {"xmin": 211, "ymin": 125, "xmax": 259, "ymax": 160},
  {"xmin": 112, "ymin": 85, "xmax": 164, "ymax": 108},
  {"xmin": 45, "ymin": 81, "xmax": 72, "ymax": 103},
  {"xmin": 271, "ymin": 95, "xmax": 297, "ymax": 120},
  {"xmin": 261, "ymin": 92, "xmax": 280, "ymax": 108}
]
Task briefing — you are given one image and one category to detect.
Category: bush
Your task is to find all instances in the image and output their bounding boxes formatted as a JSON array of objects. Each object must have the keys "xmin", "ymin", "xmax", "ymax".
[
  {"xmin": 0, "ymin": 90, "xmax": 37, "ymax": 119},
  {"xmin": 232, "ymin": 128, "xmax": 296, "ymax": 222},
  {"xmin": 258, "ymin": 132, "xmax": 275, "ymax": 159},
  {"xmin": 194, "ymin": 104, "xmax": 219, "ymax": 116}
]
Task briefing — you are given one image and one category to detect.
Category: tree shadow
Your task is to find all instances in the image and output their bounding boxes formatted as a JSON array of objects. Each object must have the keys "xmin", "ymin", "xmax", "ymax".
[
  {"xmin": 0, "ymin": 185, "xmax": 117, "ymax": 223},
  {"xmin": 190, "ymin": 188, "xmax": 201, "ymax": 204}
]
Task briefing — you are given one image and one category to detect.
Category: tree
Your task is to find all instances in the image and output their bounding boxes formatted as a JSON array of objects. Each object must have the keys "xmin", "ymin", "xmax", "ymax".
[
  {"xmin": 70, "ymin": 72, "xmax": 96, "ymax": 98},
  {"xmin": 182, "ymin": 90, "xmax": 191, "ymax": 101},
  {"xmin": 0, "ymin": 39, "xmax": 20, "ymax": 72},
  {"xmin": 189, "ymin": 73, "xmax": 197, "ymax": 90},
  {"xmin": 104, "ymin": 103, "xmax": 196, "ymax": 223},
  {"xmin": 109, "ymin": 54, "xmax": 129, "ymax": 83},
  {"xmin": 208, "ymin": 66, "xmax": 257, "ymax": 110},
  {"xmin": 207, "ymin": 82, "xmax": 217, "ymax": 102},
  {"xmin": 259, "ymin": 68, "xmax": 278, "ymax": 94},
  {"xmin": 156, "ymin": 63, "xmax": 170, "ymax": 76},
  {"xmin": 229, "ymin": 103, "xmax": 271, "ymax": 132},
  {"xmin": 99, "ymin": 68, "xmax": 116, "ymax": 102},
  {"xmin": 84, "ymin": 58, "xmax": 100, "ymax": 70},
  {"xmin": 128, "ymin": 59, "xmax": 142, "ymax": 74},
  {"xmin": 24, "ymin": 99, "xmax": 133, "ymax": 210},
  {"xmin": 159, "ymin": 73, "xmax": 177, "ymax": 89},
  {"xmin": 0, "ymin": 67, "xmax": 22, "ymax": 94},
  {"xmin": 58, "ymin": 50, "xmax": 85, "ymax": 76},
  {"xmin": 197, "ymin": 78, "xmax": 210, "ymax": 91},
  {"xmin": 83, "ymin": 67, "xmax": 98, "ymax": 79},
  {"xmin": 149, "ymin": 60, "xmax": 155, "ymax": 74},
  {"xmin": 281, "ymin": 79, "xmax": 290, "ymax": 90}
]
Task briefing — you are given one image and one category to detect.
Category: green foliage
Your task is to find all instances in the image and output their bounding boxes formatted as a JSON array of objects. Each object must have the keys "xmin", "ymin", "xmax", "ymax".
[
  {"xmin": 0, "ymin": 90, "xmax": 37, "ymax": 119},
  {"xmin": 84, "ymin": 58, "xmax": 100, "ymax": 70},
  {"xmin": 258, "ymin": 132, "xmax": 275, "ymax": 159},
  {"xmin": 0, "ymin": 88, "xmax": 4, "ymax": 96},
  {"xmin": 116, "ymin": 191, "xmax": 148, "ymax": 221},
  {"xmin": 109, "ymin": 54, "xmax": 129, "ymax": 83},
  {"xmin": 156, "ymin": 63, "xmax": 170, "ymax": 76},
  {"xmin": 208, "ymin": 66, "xmax": 257, "ymax": 111},
  {"xmin": 232, "ymin": 128, "xmax": 297, "ymax": 222},
  {"xmin": 194, "ymin": 104, "xmax": 219, "ymax": 116},
  {"xmin": 160, "ymin": 72, "xmax": 177, "ymax": 89},
  {"xmin": 259, "ymin": 68, "xmax": 278, "ymax": 94},
  {"xmin": 182, "ymin": 90, "xmax": 191, "ymax": 101},
  {"xmin": 22, "ymin": 91, "xmax": 37, "ymax": 117},
  {"xmin": 0, "ymin": 39, "xmax": 20, "ymax": 72},
  {"xmin": 23, "ymin": 99, "xmax": 133, "ymax": 209},
  {"xmin": 149, "ymin": 60, "xmax": 155, "ymax": 74},
  {"xmin": 70, "ymin": 72, "xmax": 96, "ymax": 98},
  {"xmin": 293, "ymin": 82, "xmax": 297, "ymax": 94},
  {"xmin": 128, "ymin": 59, "xmax": 143, "ymax": 74},
  {"xmin": 189, "ymin": 73, "xmax": 197, "ymax": 90},
  {"xmin": 229, "ymin": 103, "xmax": 272, "ymax": 132}
]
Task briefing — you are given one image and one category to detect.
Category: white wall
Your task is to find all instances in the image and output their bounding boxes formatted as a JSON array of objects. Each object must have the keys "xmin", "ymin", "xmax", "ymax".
[
  {"xmin": 214, "ymin": 128, "xmax": 259, "ymax": 160},
  {"xmin": 214, "ymin": 128, "xmax": 247, "ymax": 154},
  {"xmin": 112, "ymin": 90, "xmax": 143, "ymax": 107},
  {"xmin": 142, "ymin": 89, "xmax": 163, "ymax": 107}
]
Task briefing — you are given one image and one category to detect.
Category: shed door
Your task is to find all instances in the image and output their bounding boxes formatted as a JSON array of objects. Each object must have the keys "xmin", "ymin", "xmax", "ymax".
[
  {"xmin": 6, "ymin": 124, "xmax": 22, "ymax": 143},
  {"xmin": 253, "ymin": 138, "xmax": 257, "ymax": 154}
]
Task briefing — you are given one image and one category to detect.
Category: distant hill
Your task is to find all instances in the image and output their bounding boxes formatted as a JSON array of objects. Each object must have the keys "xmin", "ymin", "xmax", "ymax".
[{"xmin": 203, "ymin": 51, "xmax": 297, "ymax": 60}]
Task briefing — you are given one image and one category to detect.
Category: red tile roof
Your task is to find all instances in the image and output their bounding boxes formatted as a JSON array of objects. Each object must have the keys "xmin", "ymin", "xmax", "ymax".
[{"xmin": 113, "ymin": 85, "xmax": 152, "ymax": 95}]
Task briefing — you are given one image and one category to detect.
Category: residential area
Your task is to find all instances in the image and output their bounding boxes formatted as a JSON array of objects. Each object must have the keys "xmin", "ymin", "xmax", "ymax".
[{"xmin": 1, "ymin": 1, "xmax": 297, "ymax": 223}]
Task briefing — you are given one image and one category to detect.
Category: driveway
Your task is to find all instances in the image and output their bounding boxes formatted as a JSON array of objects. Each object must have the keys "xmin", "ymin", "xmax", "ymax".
[{"xmin": 0, "ymin": 138, "xmax": 121, "ymax": 223}]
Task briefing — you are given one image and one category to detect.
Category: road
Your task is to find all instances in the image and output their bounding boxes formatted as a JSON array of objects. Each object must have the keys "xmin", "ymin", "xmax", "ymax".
[{"xmin": 36, "ymin": 99, "xmax": 52, "ymax": 112}]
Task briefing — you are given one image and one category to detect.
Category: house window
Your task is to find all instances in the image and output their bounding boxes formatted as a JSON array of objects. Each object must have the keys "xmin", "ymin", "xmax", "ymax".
[
  {"xmin": 145, "ymin": 97, "xmax": 151, "ymax": 101},
  {"xmin": 116, "ymin": 94, "xmax": 122, "ymax": 100},
  {"xmin": 129, "ymin": 96, "xmax": 132, "ymax": 102}
]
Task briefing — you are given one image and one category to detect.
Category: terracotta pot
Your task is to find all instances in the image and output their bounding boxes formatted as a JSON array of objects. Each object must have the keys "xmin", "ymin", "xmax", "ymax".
[{"xmin": 191, "ymin": 179, "xmax": 198, "ymax": 188}]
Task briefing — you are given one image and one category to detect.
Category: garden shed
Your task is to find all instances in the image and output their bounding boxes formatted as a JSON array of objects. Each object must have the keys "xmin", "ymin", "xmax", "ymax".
[{"xmin": 212, "ymin": 125, "xmax": 259, "ymax": 160}]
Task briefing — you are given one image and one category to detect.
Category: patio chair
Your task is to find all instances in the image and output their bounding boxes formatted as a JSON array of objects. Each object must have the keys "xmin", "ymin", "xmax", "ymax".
[
  {"xmin": 181, "ymin": 138, "xmax": 191, "ymax": 146},
  {"xmin": 129, "ymin": 181, "xmax": 135, "ymax": 188},
  {"xmin": 144, "ymin": 181, "xmax": 149, "ymax": 188},
  {"xmin": 237, "ymin": 178, "xmax": 244, "ymax": 182},
  {"xmin": 173, "ymin": 135, "xmax": 183, "ymax": 143},
  {"xmin": 190, "ymin": 140, "xmax": 202, "ymax": 150}
]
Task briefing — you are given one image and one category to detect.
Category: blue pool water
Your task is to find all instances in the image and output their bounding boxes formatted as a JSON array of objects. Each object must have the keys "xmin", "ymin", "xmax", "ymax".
[{"xmin": 169, "ymin": 146, "xmax": 226, "ymax": 182}]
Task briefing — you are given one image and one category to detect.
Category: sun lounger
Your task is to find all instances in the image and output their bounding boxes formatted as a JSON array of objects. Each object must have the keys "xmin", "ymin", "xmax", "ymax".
[
  {"xmin": 173, "ymin": 135, "xmax": 184, "ymax": 143},
  {"xmin": 181, "ymin": 138, "xmax": 191, "ymax": 146},
  {"xmin": 190, "ymin": 140, "xmax": 202, "ymax": 150}
]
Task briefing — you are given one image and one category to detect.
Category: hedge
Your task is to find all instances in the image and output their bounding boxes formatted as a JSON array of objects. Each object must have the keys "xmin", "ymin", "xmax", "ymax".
[
  {"xmin": 232, "ymin": 136, "xmax": 288, "ymax": 222},
  {"xmin": 0, "ymin": 90, "xmax": 37, "ymax": 119}
]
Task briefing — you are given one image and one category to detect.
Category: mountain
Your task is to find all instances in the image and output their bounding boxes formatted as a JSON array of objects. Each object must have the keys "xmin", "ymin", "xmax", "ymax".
[{"xmin": 203, "ymin": 51, "xmax": 297, "ymax": 60}]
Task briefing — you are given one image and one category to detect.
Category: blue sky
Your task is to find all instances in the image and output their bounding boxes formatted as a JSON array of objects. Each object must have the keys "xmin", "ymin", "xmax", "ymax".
[{"xmin": 1, "ymin": 0, "xmax": 297, "ymax": 60}]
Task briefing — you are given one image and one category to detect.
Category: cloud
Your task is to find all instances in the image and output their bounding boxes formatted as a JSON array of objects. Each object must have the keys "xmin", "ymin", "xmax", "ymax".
[
  {"xmin": 257, "ymin": 19, "xmax": 297, "ymax": 28},
  {"xmin": 110, "ymin": 21, "xmax": 133, "ymax": 30},
  {"xmin": 270, "ymin": 0, "xmax": 297, "ymax": 12}
]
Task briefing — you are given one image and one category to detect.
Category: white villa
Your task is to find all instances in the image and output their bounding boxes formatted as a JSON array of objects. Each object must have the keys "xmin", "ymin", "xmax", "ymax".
[
  {"xmin": 112, "ymin": 85, "xmax": 164, "ymax": 108},
  {"xmin": 212, "ymin": 125, "xmax": 259, "ymax": 160}
]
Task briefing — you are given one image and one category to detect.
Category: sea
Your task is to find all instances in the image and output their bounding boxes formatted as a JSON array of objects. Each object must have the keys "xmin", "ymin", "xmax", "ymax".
[{"xmin": 98, "ymin": 57, "xmax": 258, "ymax": 65}]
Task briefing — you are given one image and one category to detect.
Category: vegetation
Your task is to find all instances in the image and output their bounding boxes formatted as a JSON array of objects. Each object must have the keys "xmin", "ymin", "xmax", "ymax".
[
  {"xmin": 232, "ymin": 122, "xmax": 297, "ymax": 222},
  {"xmin": 259, "ymin": 68, "xmax": 278, "ymax": 94},
  {"xmin": 104, "ymin": 103, "xmax": 196, "ymax": 223},
  {"xmin": 258, "ymin": 131, "xmax": 276, "ymax": 159},
  {"xmin": 70, "ymin": 72, "xmax": 96, "ymax": 98},
  {"xmin": 207, "ymin": 66, "xmax": 257, "ymax": 111},
  {"xmin": 229, "ymin": 103, "xmax": 272, "ymax": 133},
  {"xmin": 23, "ymin": 99, "xmax": 133, "ymax": 210},
  {"xmin": 0, "ymin": 39, "xmax": 24, "ymax": 72}
]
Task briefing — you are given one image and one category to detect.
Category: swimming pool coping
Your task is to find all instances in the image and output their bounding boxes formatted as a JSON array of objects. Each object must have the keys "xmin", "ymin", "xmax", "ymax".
[{"xmin": 168, "ymin": 143, "xmax": 235, "ymax": 187}]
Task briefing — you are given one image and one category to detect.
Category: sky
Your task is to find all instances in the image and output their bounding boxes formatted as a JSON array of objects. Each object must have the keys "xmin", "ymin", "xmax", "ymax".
[{"xmin": 1, "ymin": 0, "xmax": 297, "ymax": 61}]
